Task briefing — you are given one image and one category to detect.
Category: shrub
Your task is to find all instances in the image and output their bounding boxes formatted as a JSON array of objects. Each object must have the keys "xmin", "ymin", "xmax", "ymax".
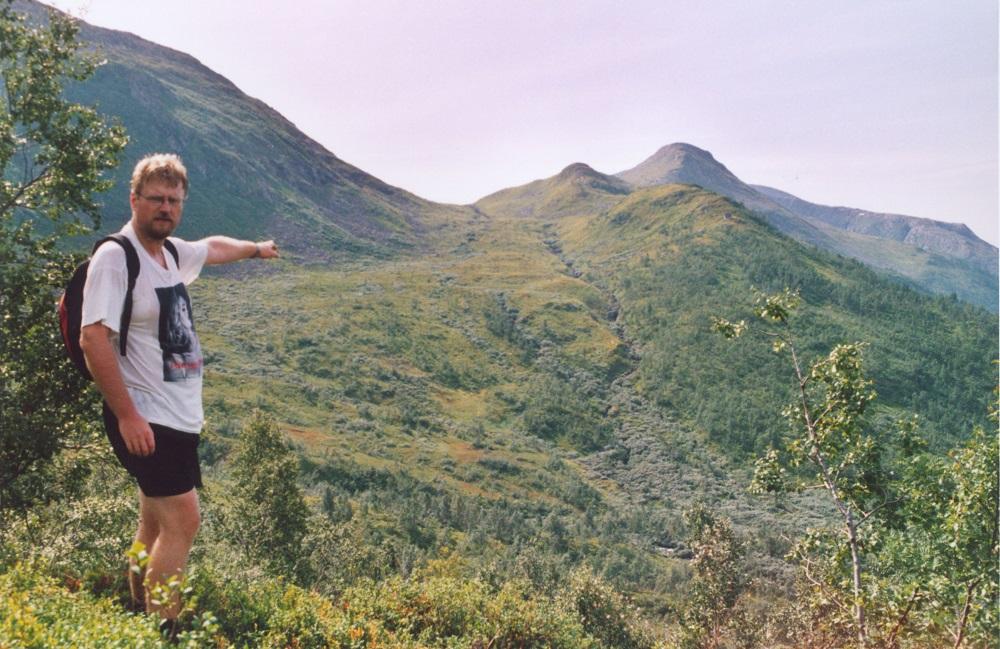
[
  {"xmin": 560, "ymin": 568, "xmax": 658, "ymax": 649},
  {"xmin": 0, "ymin": 562, "xmax": 163, "ymax": 648}
]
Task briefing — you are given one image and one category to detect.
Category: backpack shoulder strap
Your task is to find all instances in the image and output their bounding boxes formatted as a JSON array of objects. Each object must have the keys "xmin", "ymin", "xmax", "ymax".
[
  {"xmin": 93, "ymin": 234, "xmax": 140, "ymax": 356},
  {"xmin": 164, "ymin": 239, "xmax": 180, "ymax": 267}
]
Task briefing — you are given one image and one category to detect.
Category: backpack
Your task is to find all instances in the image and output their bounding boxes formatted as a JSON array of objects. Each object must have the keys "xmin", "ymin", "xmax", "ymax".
[{"xmin": 59, "ymin": 234, "xmax": 179, "ymax": 380}]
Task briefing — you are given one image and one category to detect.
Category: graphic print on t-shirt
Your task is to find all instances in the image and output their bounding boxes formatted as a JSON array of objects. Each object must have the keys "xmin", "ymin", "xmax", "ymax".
[{"xmin": 156, "ymin": 283, "xmax": 203, "ymax": 381}]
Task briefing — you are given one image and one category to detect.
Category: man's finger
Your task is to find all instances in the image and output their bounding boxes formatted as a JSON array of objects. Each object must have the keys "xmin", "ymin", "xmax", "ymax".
[
  {"xmin": 137, "ymin": 428, "xmax": 155, "ymax": 456},
  {"xmin": 144, "ymin": 430, "xmax": 156, "ymax": 456},
  {"xmin": 123, "ymin": 421, "xmax": 155, "ymax": 456}
]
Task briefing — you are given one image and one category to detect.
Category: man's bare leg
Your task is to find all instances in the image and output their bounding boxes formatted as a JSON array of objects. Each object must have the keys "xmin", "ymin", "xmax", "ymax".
[
  {"xmin": 129, "ymin": 489, "xmax": 161, "ymax": 610},
  {"xmin": 139, "ymin": 488, "xmax": 201, "ymax": 619}
]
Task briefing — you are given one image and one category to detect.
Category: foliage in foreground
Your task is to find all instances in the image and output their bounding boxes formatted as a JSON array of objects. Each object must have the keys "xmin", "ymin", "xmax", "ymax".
[
  {"xmin": 0, "ymin": 0, "xmax": 126, "ymax": 512},
  {"xmin": 0, "ymin": 552, "xmax": 661, "ymax": 649},
  {"xmin": 0, "ymin": 411, "xmax": 663, "ymax": 648},
  {"xmin": 0, "ymin": 562, "xmax": 163, "ymax": 648},
  {"xmin": 715, "ymin": 289, "xmax": 999, "ymax": 648}
]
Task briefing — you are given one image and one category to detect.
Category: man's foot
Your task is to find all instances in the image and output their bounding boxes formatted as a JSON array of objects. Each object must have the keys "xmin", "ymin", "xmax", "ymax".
[
  {"xmin": 125, "ymin": 594, "xmax": 145, "ymax": 613},
  {"xmin": 127, "ymin": 562, "xmax": 146, "ymax": 613},
  {"xmin": 159, "ymin": 617, "xmax": 179, "ymax": 644}
]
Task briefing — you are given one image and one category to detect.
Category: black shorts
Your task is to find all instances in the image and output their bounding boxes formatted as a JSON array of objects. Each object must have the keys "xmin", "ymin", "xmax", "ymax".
[{"xmin": 103, "ymin": 403, "xmax": 202, "ymax": 497}]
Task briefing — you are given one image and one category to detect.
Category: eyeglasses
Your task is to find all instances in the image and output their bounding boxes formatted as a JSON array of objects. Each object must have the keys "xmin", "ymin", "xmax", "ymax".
[{"xmin": 138, "ymin": 193, "xmax": 184, "ymax": 208}]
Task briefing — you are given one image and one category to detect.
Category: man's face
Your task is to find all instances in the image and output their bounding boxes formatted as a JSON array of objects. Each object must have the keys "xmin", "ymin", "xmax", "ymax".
[{"xmin": 130, "ymin": 180, "xmax": 185, "ymax": 241}]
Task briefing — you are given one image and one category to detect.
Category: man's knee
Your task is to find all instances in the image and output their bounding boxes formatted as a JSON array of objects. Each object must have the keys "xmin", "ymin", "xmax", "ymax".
[
  {"xmin": 173, "ymin": 504, "xmax": 200, "ymax": 541},
  {"xmin": 170, "ymin": 491, "xmax": 200, "ymax": 540},
  {"xmin": 143, "ymin": 490, "xmax": 201, "ymax": 541}
]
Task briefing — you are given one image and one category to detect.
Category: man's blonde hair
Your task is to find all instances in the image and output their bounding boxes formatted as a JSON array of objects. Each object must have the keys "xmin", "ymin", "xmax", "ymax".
[{"xmin": 130, "ymin": 153, "xmax": 189, "ymax": 197}]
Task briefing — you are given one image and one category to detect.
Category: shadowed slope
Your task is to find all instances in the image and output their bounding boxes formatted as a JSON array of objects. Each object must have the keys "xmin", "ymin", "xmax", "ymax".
[{"xmin": 19, "ymin": 0, "xmax": 470, "ymax": 258}]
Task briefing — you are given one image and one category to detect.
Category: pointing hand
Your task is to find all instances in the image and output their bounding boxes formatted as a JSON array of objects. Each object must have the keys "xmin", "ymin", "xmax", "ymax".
[{"xmin": 254, "ymin": 240, "xmax": 279, "ymax": 259}]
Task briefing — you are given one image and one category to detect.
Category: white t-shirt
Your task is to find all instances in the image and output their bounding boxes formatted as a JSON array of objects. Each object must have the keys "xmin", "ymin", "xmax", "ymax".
[{"xmin": 81, "ymin": 222, "xmax": 209, "ymax": 433}]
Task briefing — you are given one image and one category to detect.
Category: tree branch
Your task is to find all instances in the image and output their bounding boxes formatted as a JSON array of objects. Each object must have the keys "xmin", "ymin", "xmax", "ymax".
[
  {"xmin": 885, "ymin": 588, "xmax": 920, "ymax": 649},
  {"xmin": 0, "ymin": 166, "xmax": 49, "ymax": 215},
  {"xmin": 859, "ymin": 496, "xmax": 902, "ymax": 527},
  {"xmin": 799, "ymin": 556, "xmax": 851, "ymax": 616},
  {"xmin": 953, "ymin": 579, "xmax": 980, "ymax": 649}
]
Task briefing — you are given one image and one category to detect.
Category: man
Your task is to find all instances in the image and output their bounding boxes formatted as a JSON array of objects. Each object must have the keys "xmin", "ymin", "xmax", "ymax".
[{"xmin": 79, "ymin": 153, "xmax": 279, "ymax": 623}]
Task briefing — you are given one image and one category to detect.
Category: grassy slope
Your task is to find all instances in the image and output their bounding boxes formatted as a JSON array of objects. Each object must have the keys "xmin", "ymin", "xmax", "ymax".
[
  {"xmin": 555, "ymin": 184, "xmax": 997, "ymax": 456},
  {"xmin": 182, "ymin": 172, "xmax": 996, "ymax": 616},
  {"xmin": 189, "ymin": 200, "xmax": 833, "ymax": 608}
]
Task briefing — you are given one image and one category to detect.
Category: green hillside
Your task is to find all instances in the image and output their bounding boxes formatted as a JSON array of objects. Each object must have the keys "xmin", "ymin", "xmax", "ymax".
[
  {"xmin": 553, "ymin": 184, "xmax": 996, "ymax": 457},
  {"xmin": 188, "ymin": 208, "xmax": 784, "ymax": 591},
  {"xmin": 476, "ymin": 163, "xmax": 630, "ymax": 220},
  {"xmin": 177, "ymin": 174, "xmax": 994, "ymax": 610}
]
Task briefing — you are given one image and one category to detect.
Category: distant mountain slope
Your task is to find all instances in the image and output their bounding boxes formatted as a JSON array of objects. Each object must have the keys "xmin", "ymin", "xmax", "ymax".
[
  {"xmin": 475, "ymin": 163, "xmax": 630, "ymax": 220},
  {"xmin": 616, "ymin": 144, "xmax": 998, "ymax": 311},
  {"xmin": 752, "ymin": 184, "xmax": 998, "ymax": 277},
  {"xmin": 21, "ymin": 0, "xmax": 467, "ymax": 257}
]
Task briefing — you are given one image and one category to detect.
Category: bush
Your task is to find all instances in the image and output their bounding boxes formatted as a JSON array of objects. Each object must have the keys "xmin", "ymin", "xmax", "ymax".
[
  {"xmin": 0, "ymin": 562, "xmax": 163, "ymax": 648},
  {"xmin": 561, "ymin": 568, "xmax": 658, "ymax": 649},
  {"xmin": 0, "ymin": 466, "xmax": 136, "ymax": 592}
]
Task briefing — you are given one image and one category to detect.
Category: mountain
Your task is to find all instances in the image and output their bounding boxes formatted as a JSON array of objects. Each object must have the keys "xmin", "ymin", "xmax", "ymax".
[
  {"xmin": 752, "ymin": 184, "xmax": 997, "ymax": 276},
  {"xmin": 25, "ymin": 0, "xmax": 996, "ymax": 306},
  {"xmin": 16, "ymin": 0, "xmax": 469, "ymax": 258},
  {"xmin": 9, "ymin": 3, "xmax": 998, "ymax": 643},
  {"xmin": 618, "ymin": 143, "xmax": 766, "ymax": 212},
  {"xmin": 617, "ymin": 143, "xmax": 998, "ymax": 311},
  {"xmin": 475, "ymin": 162, "xmax": 630, "ymax": 220},
  {"xmin": 616, "ymin": 143, "xmax": 833, "ymax": 245}
]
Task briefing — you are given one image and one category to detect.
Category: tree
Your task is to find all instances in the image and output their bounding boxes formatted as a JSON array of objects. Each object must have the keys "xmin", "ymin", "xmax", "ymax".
[
  {"xmin": 672, "ymin": 504, "xmax": 752, "ymax": 649},
  {"xmin": 715, "ymin": 289, "xmax": 894, "ymax": 647},
  {"xmin": 884, "ymin": 422, "xmax": 999, "ymax": 648},
  {"xmin": 0, "ymin": 0, "xmax": 127, "ymax": 511},
  {"xmin": 937, "ymin": 427, "xmax": 998, "ymax": 647},
  {"xmin": 221, "ymin": 410, "xmax": 309, "ymax": 580},
  {"xmin": 715, "ymin": 290, "xmax": 998, "ymax": 647}
]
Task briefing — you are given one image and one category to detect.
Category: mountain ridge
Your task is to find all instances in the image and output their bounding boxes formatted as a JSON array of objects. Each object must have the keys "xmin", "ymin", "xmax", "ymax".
[
  {"xmin": 28, "ymin": 0, "xmax": 995, "ymax": 308},
  {"xmin": 482, "ymin": 141, "xmax": 997, "ymax": 310},
  {"xmin": 752, "ymin": 183, "xmax": 997, "ymax": 273}
]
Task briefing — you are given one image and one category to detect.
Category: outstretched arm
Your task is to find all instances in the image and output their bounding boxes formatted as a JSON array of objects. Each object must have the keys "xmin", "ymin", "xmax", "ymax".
[{"xmin": 201, "ymin": 236, "xmax": 279, "ymax": 265}]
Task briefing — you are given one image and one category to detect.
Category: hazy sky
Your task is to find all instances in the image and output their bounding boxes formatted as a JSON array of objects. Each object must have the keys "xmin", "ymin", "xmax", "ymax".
[{"xmin": 48, "ymin": 0, "xmax": 999, "ymax": 245}]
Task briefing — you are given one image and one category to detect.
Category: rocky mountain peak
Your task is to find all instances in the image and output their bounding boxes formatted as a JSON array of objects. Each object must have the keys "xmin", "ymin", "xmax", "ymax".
[{"xmin": 616, "ymin": 143, "xmax": 745, "ymax": 195}]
